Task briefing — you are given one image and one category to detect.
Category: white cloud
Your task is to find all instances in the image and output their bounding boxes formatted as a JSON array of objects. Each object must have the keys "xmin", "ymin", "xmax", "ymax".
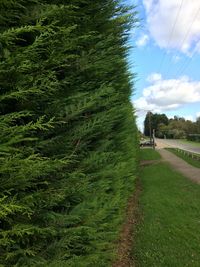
[
  {"xmin": 143, "ymin": 0, "xmax": 200, "ymax": 53},
  {"xmin": 196, "ymin": 112, "xmax": 200, "ymax": 119},
  {"xmin": 147, "ymin": 72, "xmax": 162, "ymax": 83},
  {"xmin": 136, "ymin": 34, "xmax": 149, "ymax": 47},
  {"xmin": 184, "ymin": 115, "xmax": 195, "ymax": 122},
  {"xmin": 134, "ymin": 73, "xmax": 200, "ymax": 113}
]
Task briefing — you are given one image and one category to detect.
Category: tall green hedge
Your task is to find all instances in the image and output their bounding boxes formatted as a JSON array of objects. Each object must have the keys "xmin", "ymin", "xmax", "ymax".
[
  {"xmin": 187, "ymin": 134, "xmax": 200, "ymax": 142},
  {"xmin": 0, "ymin": 0, "xmax": 138, "ymax": 266}
]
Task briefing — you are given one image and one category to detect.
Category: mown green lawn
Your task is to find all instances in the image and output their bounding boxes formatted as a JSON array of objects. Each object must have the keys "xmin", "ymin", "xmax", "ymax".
[
  {"xmin": 134, "ymin": 149, "xmax": 200, "ymax": 267},
  {"xmin": 166, "ymin": 148, "xmax": 200, "ymax": 168},
  {"xmin": 140, "ymin": 148, "xmax": 161, "ymax": 161},
  {"xmin": 180, "ymin": 139, "xmax": 200, "ymax": 147}
]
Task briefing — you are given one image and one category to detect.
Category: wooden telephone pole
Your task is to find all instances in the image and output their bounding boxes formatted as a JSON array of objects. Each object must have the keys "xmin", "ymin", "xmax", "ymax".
[
  {"xmin": 148, "ymin": 111, "xmax": 152, "ymax": 142},
  {"xmin": 148, "ymin": 111, "xmax": 155, "ymax": 149},
  {"xmin": 153, "ymin": 129, "xmax": 155, "ymax": 149}
]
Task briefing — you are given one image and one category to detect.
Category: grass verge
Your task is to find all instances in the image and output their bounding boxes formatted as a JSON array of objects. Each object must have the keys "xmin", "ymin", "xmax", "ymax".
[
  {"xmin": 134, "ymin": 150, "xmax": 200, "ymax": 267},
  {"xmin": 180, "ymin": 139, "xmax": 200, "ymax": 147},
  {"xmin": 166, "ymin": 148, "xmax": 200, "ymax": 168},
  {"xmin": 140, "ymin": 148, "xmax": 161, "ymax": 161}
]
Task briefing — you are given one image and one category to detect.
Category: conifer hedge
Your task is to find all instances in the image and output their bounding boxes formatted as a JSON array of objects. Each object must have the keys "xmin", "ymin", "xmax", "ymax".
[{"xmin": 0, "ymin": 0, "xmax": 138, "ymax": 266}]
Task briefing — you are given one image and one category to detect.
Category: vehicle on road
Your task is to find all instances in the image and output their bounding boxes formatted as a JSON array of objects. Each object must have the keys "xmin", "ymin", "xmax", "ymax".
[{"xmin": 140, "ymin": 140, "xmax": 156, "ymax": 147}]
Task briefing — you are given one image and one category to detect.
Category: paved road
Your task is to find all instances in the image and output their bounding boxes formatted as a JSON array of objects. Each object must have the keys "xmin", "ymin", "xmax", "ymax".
[{"xmin": 156, "ymin": 138, "xmax": 200, "ymax": 154}]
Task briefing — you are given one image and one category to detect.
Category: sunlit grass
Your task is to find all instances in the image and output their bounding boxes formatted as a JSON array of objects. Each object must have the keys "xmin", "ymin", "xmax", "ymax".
[
  {"xmin": 134, "ymin": 150, "xmax": 200, "ymax": 267},
  {"xmin": 140, "ymin": 148, "xmax": 161, "ymax": 161}
]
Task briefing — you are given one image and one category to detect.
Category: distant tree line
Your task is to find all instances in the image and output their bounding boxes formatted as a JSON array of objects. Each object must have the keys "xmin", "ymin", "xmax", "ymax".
[{"xmin": 144, "ymin": 112, "xmax": 200, "ymax": 141}]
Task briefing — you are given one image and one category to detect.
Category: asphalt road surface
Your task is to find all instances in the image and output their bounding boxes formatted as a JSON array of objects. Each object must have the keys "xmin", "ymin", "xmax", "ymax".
[{"xmin": 155, "ymin": 138, "xmax": 200, "ymax": 155}]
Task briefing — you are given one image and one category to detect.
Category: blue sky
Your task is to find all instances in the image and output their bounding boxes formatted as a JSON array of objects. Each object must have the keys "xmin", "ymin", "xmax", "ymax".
[{"xmin": 127, "ymin": 0, "xmax": 200, "ymax": 130}]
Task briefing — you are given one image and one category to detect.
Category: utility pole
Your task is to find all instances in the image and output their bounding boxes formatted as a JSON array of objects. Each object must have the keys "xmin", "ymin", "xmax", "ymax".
[
  {"xmin": 148, "ymin": 111, "xmax": 152, "ymax": 142},
  {"xmin": 153, "ymin": 129, "xmax": 155, "ymax": 149}
]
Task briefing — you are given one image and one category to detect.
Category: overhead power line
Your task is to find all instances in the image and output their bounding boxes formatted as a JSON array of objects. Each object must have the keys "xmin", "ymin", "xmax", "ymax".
[
  {"xmin": 158, "ymin": 0, "xmax": 185, "ymax": 73},
  {"xmin": 166, "ymin": 4, "xmax": 200, "ymax": 78}
]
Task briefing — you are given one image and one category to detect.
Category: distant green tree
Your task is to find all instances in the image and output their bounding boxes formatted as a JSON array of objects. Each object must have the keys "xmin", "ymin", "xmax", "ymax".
[
  {"xmin": 0, "ymin": 0, "xmax": 138, "ymax": 266},
  {"xmin": 187, "ymin": 117, "xmax": 200, "ymax": 142},
  {"xmin": 195, "ymin": 117, "xmax": 200, "ymax": 134},
  {"xmin": 144, "ymin": 112, "xmax": 168, "ymax": 137},
  {"xmin": 157, "ymin": 115, "xmax": 199, "ymax": 139},
  {"xmin": 144, "ymin": 111, "xmax": 152, "ymax": 137}
]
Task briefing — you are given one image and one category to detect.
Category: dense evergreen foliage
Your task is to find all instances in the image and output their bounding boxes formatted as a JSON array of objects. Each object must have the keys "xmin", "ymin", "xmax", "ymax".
[{"xmin": 0, "ymin": 0, "xmax": 138, "ymax": 266}]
